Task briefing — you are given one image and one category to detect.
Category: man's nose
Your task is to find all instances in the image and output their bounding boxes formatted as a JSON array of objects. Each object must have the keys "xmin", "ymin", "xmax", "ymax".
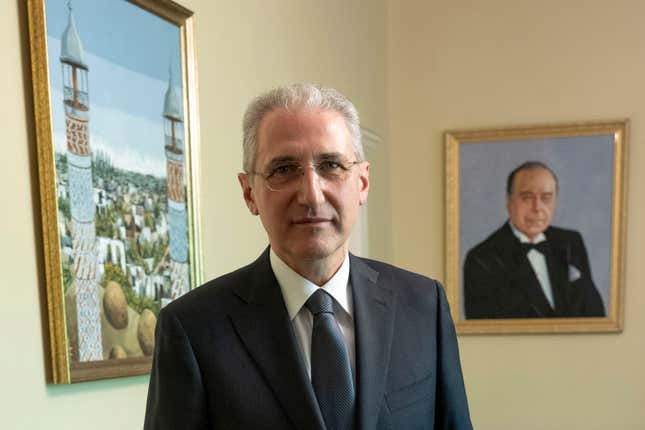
[
  {"xmin": 296, "ymin": 166, "xmax": 325, "ymax": 207},
  {"xmin": 532, "ymin": 197, "xmax": 544, "ymax": 211}
]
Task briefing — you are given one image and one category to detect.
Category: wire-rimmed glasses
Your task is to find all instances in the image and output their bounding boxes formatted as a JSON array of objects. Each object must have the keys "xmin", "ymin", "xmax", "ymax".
[{"xmin": 251, "ymin": 159, "xmax": 362, "ymax": 191}]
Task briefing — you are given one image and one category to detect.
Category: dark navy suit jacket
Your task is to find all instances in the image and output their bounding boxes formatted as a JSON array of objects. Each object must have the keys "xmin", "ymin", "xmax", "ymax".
[
  {"xmin": 463, "ymin": 223, "xmax": 605, "ymax": 319},
  {"xmin": 144, "ymin": 249, "xmax": 472, "ymax": 429}
]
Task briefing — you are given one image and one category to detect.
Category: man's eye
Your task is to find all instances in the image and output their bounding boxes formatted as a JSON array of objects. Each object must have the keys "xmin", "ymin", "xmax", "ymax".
[
  {"xmin": 269, "ymin": 164, "xmax": 298, "ymax": 177},
  {"xmin": 317, "ymin": 161, "xmax": 342, "ymax": 172}
]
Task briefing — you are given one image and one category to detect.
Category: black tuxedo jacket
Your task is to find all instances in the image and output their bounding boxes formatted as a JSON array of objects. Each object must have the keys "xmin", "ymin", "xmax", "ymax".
[
  {"xmin": 463, "ymin": 223, "xmax": 605, "ymax": 319},
  {"xmin": 144, "ymin": 249, "xmax": 472, "ymax": 430}
]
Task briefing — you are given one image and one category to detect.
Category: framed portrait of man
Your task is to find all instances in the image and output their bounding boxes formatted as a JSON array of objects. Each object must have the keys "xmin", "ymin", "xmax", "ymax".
[{"xmin": 445, "ymin": 121, "xmax": 628, "ymax": 334}]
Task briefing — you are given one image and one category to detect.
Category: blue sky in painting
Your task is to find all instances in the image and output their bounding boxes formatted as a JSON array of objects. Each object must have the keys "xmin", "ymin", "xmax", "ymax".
[{"xmin": 46, "ymin": 0, "xmax": 183, "ymax": 177}]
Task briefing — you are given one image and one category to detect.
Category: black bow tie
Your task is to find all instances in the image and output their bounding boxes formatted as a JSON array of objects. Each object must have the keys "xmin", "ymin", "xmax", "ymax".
[{"xmin": 520, "ymin": 241, "xmax": 549, "ymax": 254}]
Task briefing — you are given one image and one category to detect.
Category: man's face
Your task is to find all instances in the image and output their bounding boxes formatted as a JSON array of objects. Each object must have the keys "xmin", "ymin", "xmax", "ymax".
[
  {"xmin": 506, "ymin": 167, "xmax": 557, "ymax": 240},
  {"xmin": 238, "ymin": 107, "xmax": 369, "ymax": 270}
]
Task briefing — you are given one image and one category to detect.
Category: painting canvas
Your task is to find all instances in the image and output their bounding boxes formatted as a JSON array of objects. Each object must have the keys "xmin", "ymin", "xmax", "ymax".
[
  {"xmin": 28, "ymin": 0, "xmax": 201, "ymax": 382},
  {"xmin": 445, "ymin": 121, "xmax": 627, "ymax": 334}
]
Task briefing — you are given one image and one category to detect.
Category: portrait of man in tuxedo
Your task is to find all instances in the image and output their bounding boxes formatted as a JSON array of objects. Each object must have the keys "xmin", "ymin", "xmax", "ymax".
[
  {"xmin": 144, "ymin": 84, "xmax": 473, "ymax": 429},
  {"xmin": 463, "ymin": 161, "xmax": 606, "ymax": 319}
]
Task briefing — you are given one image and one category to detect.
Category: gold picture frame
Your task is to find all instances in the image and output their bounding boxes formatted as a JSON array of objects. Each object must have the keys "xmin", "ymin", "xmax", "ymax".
[
  {"xmin": 27, "ymin": 0, "xmax": 202, "ymax": 383},
  {"xmin": 445, "ymin": 121, "xmax": 627, "ymax": 334}
]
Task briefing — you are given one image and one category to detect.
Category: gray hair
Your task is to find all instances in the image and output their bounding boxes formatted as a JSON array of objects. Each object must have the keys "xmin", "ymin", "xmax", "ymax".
[{"xmin": 242, "ymin": 83, "xmax": 364, "ymax": 172}]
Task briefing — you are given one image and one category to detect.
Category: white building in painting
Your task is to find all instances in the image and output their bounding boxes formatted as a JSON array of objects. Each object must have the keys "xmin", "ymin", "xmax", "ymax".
[
  {"xmin": 96, "ymin": 237, "xmax": 126, "ymax": 273},
  {"xmin": 156, "ymin": 213, "xmax": 168, "ymax": 238},
  {"xmin": 138, "ymin": 227, "xmax": 153, "ymax": 244},
  {"xmin": 94, "ymin": 188, "xmax": 111, "ymax": 215},
  {"xmin": 131, "ymin": 205, "xmax": 144, "ymax": 229},
  {"xmin": 58, "ymin": 210, "xmax": 67, "ymax": 240},
  {"xmin": 127, "ymin": 264, "xmax": 166, "ymax": 300}
]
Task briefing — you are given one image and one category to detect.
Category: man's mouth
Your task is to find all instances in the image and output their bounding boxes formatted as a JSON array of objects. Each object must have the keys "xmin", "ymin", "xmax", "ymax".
[
  {"xmin": 526, "ymin": 219, "xmax": 545, "ymax": 226},
  {"xmin": 292, "ymin": 217, "xmax": 331, "ymax": 225}
]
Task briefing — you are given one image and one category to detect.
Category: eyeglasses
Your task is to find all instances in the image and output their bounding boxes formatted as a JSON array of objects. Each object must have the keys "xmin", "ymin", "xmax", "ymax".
[{"xmin": 251, "ymin": 159, "xmax": 362, "ymax": 191}]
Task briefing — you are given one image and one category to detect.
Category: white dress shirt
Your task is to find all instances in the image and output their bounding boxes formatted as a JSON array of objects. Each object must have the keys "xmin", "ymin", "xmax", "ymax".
[
  {"xmin": 270, "ymin": 249, "xmax": 355, "ymax": 379},
  {"xmin": 509, "ymin": 223, "xmax": 555, "ymax": 309}
]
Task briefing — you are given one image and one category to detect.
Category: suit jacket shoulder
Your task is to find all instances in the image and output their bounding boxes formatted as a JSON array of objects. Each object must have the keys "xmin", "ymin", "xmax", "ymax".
[
  {"xmin": 352, "ymin": 256, "xmax": 452, "ymax": 314},
  {"xmin": 544, "ymin": 225, "xmax": 584, "ymax": 243},
  {"xmin": 162, "ymin": 250, "xmax": 279, "ymax": 322},
  {"xmin": 354, "ymin": 256, "xmax": 441, "ymax": 289},
  {"xmin": 466, "ymin": 223, "xmax": 512, "ymax": 259}
]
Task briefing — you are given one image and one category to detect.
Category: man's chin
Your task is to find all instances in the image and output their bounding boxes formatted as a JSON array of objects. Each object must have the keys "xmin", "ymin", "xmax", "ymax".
[
  {"xmin": 286, "ymin": 239, "xmax": 347, "ymax": 261},
  {"xmin": 522, "ymin": 226, "xmax": 547, "ymax": 240},
  {"xmin": 295, "ymin": 244, "xmax": 335, "ymax": 261}
]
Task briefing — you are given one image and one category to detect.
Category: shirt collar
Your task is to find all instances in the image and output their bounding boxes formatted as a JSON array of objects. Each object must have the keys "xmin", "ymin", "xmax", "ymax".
[
  {"xmin": 509, "ymin": 221, "xmax": 546, "ymax": 244},
  {"xmin": 270, "ymin": 248, "xmax": 352, "ymax": 320}
]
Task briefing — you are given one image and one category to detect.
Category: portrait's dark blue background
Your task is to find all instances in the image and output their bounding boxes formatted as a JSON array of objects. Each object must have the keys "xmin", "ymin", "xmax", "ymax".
[{"xmin": 458, "ymin": 134, "xmax": 615, "ymax": 318}]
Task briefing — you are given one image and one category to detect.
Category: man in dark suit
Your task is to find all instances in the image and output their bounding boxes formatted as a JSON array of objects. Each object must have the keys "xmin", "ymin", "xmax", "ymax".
[
  {"xmin": 144, "ymin": 84, "xmax": 472, "ymax": 429},
  {"xmin": 463, "ymin": 161, "xmax": 605, "ymax": 319}
]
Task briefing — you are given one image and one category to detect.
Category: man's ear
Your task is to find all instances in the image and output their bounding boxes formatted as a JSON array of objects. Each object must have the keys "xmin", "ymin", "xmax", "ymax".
[
  {"xmin": 238, "ymin": 173, "xmax": 259, "ymax": 215},
  {"xmin": 358, "ymin": 162, "xmax": 370, "ymax": 206}
]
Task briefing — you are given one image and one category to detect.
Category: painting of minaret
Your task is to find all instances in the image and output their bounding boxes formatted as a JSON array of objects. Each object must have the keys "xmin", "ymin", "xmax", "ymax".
[
  {"xmin": 37, "ymin": 0, "xmax": 199, "ymax": 377},
  {"xmin": 163, "ymin": 72, "xmax": 190, "ymax": 300},
  {"xmin": 60, "ymin": 4, "xmax": 103, "ymax": 361}
]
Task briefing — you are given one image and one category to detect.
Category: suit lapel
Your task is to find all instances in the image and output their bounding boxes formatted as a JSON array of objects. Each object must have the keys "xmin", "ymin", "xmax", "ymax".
[
  {"xmin": 350, "ymin": 255, "xmax": 396, "ymax": 430},
  {"xmin": 229, "ymin": 250, "xmax": 325, "ymax": 430}
]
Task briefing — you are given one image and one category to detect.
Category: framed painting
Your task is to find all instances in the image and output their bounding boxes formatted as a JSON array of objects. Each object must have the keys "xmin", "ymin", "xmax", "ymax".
[
  {"xmin": 27, "ymin": 0, "xmax": 202, "ymax": 383},
  {"xmin": 445, "ymin": 121, "xmax": 627, "ymax": 334}
]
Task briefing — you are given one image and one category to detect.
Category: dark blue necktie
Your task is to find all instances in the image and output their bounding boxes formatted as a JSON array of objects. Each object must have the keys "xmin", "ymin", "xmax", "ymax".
[{"xmin": 306, "ymin": 289, "xmax": 355, "ymax": 430}]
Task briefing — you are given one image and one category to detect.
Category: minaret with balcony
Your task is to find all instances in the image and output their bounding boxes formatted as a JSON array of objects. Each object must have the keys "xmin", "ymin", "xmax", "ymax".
[
  {"xmin": 163, "ymin": 72, "xmax": 189, "ymax": 299},
  {"xmin": 61, "ymin": 4, "xmax": 103, "ymax": 361}
]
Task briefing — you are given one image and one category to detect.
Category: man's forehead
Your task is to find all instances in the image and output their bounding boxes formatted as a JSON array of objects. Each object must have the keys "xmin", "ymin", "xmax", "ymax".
[
  {"xmin": 515, "ymin": 167, "xmax": 556, "ymax": 189},
  {"xmin": 259, "ymin": 107, "xmax": 345, "ymax": 134},
  {"xmin": 255, "ymin": 107, "xmax": 353, "ymax": 160}
]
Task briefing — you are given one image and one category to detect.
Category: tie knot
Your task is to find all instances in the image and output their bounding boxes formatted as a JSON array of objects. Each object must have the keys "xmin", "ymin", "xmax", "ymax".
[{"xmin": 305, "ymin": 289, "xmax": 334, "ymax": 315}]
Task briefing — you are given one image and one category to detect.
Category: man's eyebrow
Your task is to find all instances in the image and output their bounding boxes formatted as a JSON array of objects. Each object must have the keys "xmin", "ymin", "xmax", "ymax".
[
  {"xmin": 265, "ymin": 156, "xmax": 298, "ymax": 167},
  {"xmin": 264, "ymin": 152, "xmax": 347, "ymax": 167},
  {"xmin": 315, "ymin": 152, "xmax": 345, "ymax": 161}
]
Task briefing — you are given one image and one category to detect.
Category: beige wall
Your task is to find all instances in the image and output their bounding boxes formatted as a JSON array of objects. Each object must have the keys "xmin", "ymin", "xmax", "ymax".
[
  {"xmin": 388, "ymin": 0, "xmax": 645, "ymax": 429},
  {"xmin": 1, "ymin": 0, "xmax": 386, "ymax": 428}
]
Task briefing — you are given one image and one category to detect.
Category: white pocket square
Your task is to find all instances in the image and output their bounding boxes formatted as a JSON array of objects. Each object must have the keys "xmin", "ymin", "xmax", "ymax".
[{"xmin": 568, "ymin": 265, "xmax": 581, "ymax": 282}]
